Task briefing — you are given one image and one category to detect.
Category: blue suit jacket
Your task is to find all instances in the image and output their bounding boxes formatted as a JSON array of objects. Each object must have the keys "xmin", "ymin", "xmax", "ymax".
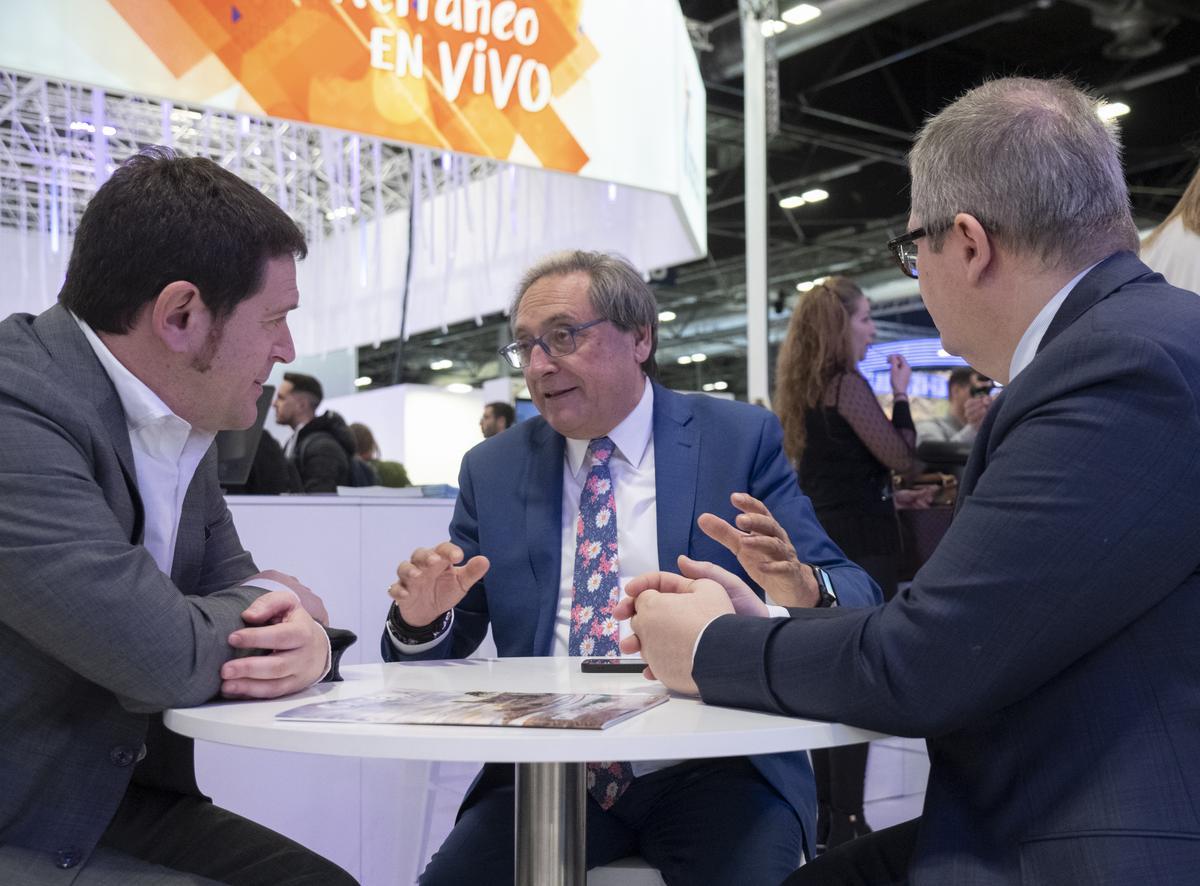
[
  {"xmin": 384, "ymin": 381, "xmax": 880, "ymax": 854},
  {"xmin": 696, "ymin": 252, "xmax": 1200, "ymax": 884}
]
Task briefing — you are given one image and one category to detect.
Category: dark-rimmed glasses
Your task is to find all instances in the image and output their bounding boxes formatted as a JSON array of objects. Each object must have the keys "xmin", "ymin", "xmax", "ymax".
[
  {"xmin": 886, "ymin": 227, "xmax": 927, "ymax": 279},
  {"xmin": 498, "ymin": 318, "xmax": 609, "ymax": 369}
]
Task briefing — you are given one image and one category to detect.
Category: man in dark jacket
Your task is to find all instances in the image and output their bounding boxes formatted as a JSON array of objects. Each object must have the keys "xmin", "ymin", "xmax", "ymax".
[{"xmin": 273, "ymin": 373, "xmax": 356, "ymax": 492}]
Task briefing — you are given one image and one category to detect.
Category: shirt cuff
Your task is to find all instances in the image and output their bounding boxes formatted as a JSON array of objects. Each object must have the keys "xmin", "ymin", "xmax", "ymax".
[
  {"xmin": 386, "ymin": 609, "xmax": 455, "ymax": 655},
  {"xmin": 242, "ymin": 578, "xmax": 332, "ymax": 683}
]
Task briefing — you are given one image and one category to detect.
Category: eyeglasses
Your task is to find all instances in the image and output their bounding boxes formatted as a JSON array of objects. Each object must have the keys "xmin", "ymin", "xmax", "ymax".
[
  {"xmin": 886, "ymin": 227, "xmax": 927, "ymax": 279},
  {"xmin": 498, "ymin": 318, "xmax": 609, "ymax": 369}
]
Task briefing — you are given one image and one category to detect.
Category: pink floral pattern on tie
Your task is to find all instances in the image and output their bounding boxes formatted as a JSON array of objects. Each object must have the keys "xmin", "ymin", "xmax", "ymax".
[{"xmin": 570, "ymin": 436, "xmax": 634, "ymax": 810}]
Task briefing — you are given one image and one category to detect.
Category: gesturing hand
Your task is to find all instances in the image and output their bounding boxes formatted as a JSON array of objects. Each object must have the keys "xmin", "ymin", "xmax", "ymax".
[
  {"xmin": 388, "ymin": 541, "xmax": 490, "ymax": 627},
  {"xmin": 697, "ymin": 493, "xmax": 820, "ymax": 607}
]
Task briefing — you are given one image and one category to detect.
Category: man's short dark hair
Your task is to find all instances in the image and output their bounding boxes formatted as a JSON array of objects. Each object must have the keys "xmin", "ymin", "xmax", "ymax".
[
  {"xmin": 486, "ymin": 401, "xmax": 516, "ymax": 429},
  {"xmin": 59, "ymin": 147, "xmax": 307, "ymax": 334},
  {"xmin": 948, "ymin": 367, "xmax": 974, "ymax": 390},
  {"xmin": 284, "ymin": 372, "xmax": 324, "ymax": 407}
]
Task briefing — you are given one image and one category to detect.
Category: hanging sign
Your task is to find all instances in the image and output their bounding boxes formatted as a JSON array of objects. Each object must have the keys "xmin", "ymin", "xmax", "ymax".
[{"xmin": 0, "ymin": 0, "xmax": 704, "ymax": 210}]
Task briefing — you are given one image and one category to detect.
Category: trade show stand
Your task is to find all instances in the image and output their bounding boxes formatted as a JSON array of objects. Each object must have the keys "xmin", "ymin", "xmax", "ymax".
[{"xmin": 210, "ymin": 494, "xmax": 483, "ymax": 885}]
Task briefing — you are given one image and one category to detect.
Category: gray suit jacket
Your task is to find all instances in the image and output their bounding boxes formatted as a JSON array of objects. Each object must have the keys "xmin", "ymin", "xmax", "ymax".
[{"xmin": 0, "ymin": 305, "xmax": 263, "ymax": 876}]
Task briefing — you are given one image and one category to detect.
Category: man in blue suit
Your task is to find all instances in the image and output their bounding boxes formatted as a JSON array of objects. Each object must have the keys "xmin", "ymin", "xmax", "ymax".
[
  {"xmin": 620, "ymin": 77, "xmax": 1200, "ymax": 885},
  {"xmin": 381, "ymin": 250, "xmax": 880, "ymax": 885}
]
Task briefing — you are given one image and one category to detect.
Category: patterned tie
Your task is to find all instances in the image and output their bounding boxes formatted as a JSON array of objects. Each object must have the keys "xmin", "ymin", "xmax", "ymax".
[{"xmin": 570, "ymin": 436, "xmax": 634, "ymax": 810}]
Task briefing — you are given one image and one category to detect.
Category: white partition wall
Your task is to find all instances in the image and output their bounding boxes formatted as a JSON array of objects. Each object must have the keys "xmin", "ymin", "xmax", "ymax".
[{"xmin": 201, "ymin": 496, "xmax": 491, "ymax": 885}]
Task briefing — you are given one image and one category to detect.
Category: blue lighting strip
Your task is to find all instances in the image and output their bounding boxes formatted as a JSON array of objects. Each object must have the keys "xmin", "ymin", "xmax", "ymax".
[{"xmin": 858, "ymin": 337, "xmax": 968, "ymax": 400}]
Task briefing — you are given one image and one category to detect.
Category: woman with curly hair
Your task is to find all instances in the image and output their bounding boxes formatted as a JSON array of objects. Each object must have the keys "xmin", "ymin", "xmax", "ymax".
[{"xmin": 774, "ymin": 276, "xmax": 917, "ymax": 852}]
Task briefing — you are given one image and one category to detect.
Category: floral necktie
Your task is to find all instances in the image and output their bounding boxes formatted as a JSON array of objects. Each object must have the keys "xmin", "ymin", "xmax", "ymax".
[{"xmin": 570, "ymin": 436, "xmax": 634, "ymax": 809}]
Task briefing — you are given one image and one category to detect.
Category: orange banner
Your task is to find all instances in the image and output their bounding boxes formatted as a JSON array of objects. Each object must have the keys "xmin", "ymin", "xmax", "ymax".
[{"xmin": 106, "ymin": 0, "xmax": 596, "ymax": 172}]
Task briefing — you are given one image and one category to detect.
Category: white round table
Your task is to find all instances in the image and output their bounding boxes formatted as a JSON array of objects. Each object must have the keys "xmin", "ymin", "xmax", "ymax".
[{"xmin": 166, "ymin": 658, "xmax": 884, "ymax": 885}]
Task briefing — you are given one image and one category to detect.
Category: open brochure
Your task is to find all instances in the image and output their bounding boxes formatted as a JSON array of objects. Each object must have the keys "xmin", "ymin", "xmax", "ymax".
[{"xmin": 277, "ymin": 690, "xmax": 669, "ymax": 730}]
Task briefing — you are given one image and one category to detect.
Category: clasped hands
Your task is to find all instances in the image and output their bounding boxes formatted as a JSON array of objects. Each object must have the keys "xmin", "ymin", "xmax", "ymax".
[
  {"xmin": 221, "ymin": 570, "xmax": 332, "ymax": 700},
  {"xmin": 616, "ymin": 492, "xmax": 817, "ymax": 694}
]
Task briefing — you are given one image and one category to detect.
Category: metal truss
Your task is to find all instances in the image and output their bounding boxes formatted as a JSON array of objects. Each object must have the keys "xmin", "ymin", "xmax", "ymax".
[{"xmin": 0, "ymin": 68, "xmax": 498, "ymax": 238}]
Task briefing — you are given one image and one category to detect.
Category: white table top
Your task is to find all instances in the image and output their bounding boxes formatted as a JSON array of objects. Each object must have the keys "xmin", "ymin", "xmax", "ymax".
[{"xmin": 165, "ymin": 658, "xmax": 885, "ymax": 763}]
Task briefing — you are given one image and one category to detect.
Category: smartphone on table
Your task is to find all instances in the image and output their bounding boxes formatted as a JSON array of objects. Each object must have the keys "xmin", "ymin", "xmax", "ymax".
[{"xmin": 580, "ymin": 658, "xmax": 647, "ymax": 674}]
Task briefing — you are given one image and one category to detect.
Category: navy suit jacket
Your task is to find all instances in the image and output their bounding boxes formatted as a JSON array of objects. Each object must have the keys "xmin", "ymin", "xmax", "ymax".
[
  {"xmin": 695, "ymin": 252, "xmax": 1200, "ymax": 884},
  {"xmin": 384, "ymin": 381, "xmax": 880, "ymax": 854}
]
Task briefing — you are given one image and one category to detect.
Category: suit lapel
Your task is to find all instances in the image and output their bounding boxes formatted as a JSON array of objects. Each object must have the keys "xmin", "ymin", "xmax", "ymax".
[
  {"xmin": 35, "ymin": 306, "xmax": 144, "ymax": 541},
  {"xmin": 1038, "ymin": 251, "xmax": 1155, "ymax": 354},
  {"xmin": 962, "ymin": 252, "xmax": 1155, "ymax": 506},
  {"xmin": 652, "ymin": 383, "xmax": 699, "ymax": 571},
  {"xmin": 525, "ymin": 420, "xmax": 566, "ymax": 655}
]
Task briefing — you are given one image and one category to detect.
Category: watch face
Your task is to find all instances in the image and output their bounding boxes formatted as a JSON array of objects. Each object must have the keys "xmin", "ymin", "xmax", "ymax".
[{"xmin": 812, "ymin": 566, "xmax": 837, "ymax": 607}]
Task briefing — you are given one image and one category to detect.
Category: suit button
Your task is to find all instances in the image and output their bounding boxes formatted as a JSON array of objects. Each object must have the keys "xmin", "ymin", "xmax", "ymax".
[
  {"xmin": 109, "ymin": 745, "xmax": 136, "ymax": 767},
  {"xmin": 55, "ymin": 848, "xmax": 82, "ymax": 868}
]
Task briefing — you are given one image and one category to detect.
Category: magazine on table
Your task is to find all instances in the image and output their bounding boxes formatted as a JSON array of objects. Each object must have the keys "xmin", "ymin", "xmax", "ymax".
[{"xmin": 277, "ymin": 689, "xmax": 669, "ymax": 730}]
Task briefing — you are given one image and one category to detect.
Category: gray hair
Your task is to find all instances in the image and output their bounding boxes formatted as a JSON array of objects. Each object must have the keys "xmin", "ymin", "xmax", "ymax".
[
  {"xmin": 910, "ymin": 76, "xmax": 1139, "ymax": 268},
  {"xmin": 510, "ymin": 250, "xmax": 659, "ymax": 376}
]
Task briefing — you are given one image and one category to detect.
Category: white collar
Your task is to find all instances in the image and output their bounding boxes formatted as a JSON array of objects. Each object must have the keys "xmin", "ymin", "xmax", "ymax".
[
  {"xmin": 1008, "ymin": 261, "xmax": 1100, "ymax": 382},
  {"xmin": 72, "ymin": 312, "xmax": 204, "ymax": 438},
  {"xmin": 565, "ymin": 377, "xmax": 653, "ymax": 474}
]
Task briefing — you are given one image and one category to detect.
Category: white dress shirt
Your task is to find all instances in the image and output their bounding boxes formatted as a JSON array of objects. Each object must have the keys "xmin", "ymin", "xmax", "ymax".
[
  {"xmin": 554, "ymin": 378, "xmax": 658, "ymax": 653},
  {"xmin": 75, "ymin": 316, "xmax": 216, "ymax": 575},
  {"xmin": 1008, "ymin": 262, "xmax": 1099, "ymax": 382}
]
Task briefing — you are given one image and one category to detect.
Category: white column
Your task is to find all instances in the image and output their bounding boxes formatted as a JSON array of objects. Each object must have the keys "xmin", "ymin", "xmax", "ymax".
[{"xmin": 741, "ymin": 1, "xmax": 770, "ymax": 406}]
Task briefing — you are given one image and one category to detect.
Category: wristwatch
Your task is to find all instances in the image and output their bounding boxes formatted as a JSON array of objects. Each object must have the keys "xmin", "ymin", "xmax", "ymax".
[
  {"xmin": 387, "ymin": 603, "xmax": 452, "ymax": 645},
  {"xmin": 810, "ymin": 564, "xmax": 839, "ymax": 608}
]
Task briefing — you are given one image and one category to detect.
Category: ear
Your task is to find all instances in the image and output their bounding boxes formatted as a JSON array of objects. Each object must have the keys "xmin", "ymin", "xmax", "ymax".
[
  {"xmin": 632, "ymin": 324, "xmax": 653, "ymax": 364},
  {"xmin": 150, "ymin": 281, "xmax": 211, "ymax": 354},
  {"xmin": 953, "ymin": 212, "xmax": 993, "ymax": 286}
]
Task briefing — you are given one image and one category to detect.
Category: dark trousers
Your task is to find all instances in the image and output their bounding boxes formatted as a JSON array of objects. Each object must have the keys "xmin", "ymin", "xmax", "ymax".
[
  {"xmin": 420, "ymin": 758, "xmax": 803, "ymax": 886},
  {"xmin": 812, "ymin": 552, "xmax": 898, "ymax": 851},
  {"xmin": 97, "ymin": 783, "xmax": 357, "ymax": 885},
  {"xmin": 784, "ymin": 818, "xmax": 920, "ymax": 886}
]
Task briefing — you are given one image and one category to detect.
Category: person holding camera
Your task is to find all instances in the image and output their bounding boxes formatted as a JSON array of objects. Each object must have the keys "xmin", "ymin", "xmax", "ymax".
[{"xmin": 917, "ymin": 366, "xmax": 994, "ymax": 445}]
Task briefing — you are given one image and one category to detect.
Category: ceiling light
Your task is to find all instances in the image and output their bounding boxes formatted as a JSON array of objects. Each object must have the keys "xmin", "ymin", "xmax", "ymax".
[
  {"xmin": 760, "ymin": 19, "xmax": 787, "ymax": 37},
  {"xmin": 781, "ymin": 3, "xmax": 822, "ymax": 26},
  {"xmin": 354, "ymin": 376, "xmax": 372, "ymax": 388},
  {"xmin": 677, "ymin": 355, "xmax": 693, "ymax": 365},
  {"xmin": 324, "ymin": 206, "xmax": 357, "ymax": 221},
  {"xmin": 658, "ymin": 310, "xmax": 677, "ymax": 323},
  {"xmin": 690, "ymin": 352, "xmax": 707, "ymax": 363},
  {"xmin": 801, "ymin": 188, "xmax": 829, "ymax": 202},
  {"xmin": 447, "ymin": 383, "xmax": 473, "ymax": 394},
  {"xmin": 1097, "ymin": 101, "xmax": 1130, "ymax": 120},
  {"xmin": 430, "ymin": 359, "xmax": 454, "ymax": 370},
  {"xmin": 779, "ymin": 195, "xmax": 806, "ymax": 210},
  {"xmin": 796, "ymin": 281, "xmax": 815, "ymax": 292},
  {"xmin": 713, "ymin": 380, "xmax": 729, "ymax": 391}
]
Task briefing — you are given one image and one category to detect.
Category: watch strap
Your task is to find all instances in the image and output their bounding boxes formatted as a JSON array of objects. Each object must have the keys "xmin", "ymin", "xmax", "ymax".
[
  {"xmin": 810, "ymin": 564, "xmax": 839, "ymax": 608},
  {"xmin": 388, "ymin": 603, "xmax": 452, "ymax": 645}
]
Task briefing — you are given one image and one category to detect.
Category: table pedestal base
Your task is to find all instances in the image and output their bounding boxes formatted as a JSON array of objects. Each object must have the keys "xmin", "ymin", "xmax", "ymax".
[{"xmin": 515, "ymin": 761, "xmax": 586, "ymax": 886}]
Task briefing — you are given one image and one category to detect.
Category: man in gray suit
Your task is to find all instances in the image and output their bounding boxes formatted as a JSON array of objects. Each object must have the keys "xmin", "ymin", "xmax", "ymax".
[{"xmin": 0, "ymin": 150, "xmax": 355, "ymax": 884}]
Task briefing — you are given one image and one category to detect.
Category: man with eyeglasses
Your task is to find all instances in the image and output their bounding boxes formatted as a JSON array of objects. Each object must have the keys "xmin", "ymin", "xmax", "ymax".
[
  {"xmin": 617, "ymin": 77, "xmax": 1200, "ymax": 885},
  {"xmin": 379, "ymin": 249, "xmax": 881, "ymax": 885}
]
